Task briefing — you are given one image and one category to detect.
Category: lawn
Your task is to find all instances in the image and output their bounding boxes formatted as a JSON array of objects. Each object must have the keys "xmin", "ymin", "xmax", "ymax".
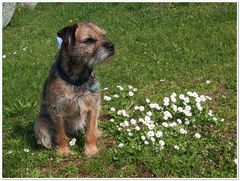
[{"xmin": 2, "ymin": 3, "xmax": 237, "ymax": 178}]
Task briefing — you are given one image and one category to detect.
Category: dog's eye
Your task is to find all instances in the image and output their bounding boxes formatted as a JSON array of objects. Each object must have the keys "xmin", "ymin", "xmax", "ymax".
[{"xmin": 83, "ymin": 38, "xmax": 96, "ymax": 44}]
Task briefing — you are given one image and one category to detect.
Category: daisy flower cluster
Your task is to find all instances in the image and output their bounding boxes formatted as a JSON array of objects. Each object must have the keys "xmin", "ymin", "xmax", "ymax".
[{"xmin": 103, "ymin": 85, "xmax": 224, "ymax": 152}]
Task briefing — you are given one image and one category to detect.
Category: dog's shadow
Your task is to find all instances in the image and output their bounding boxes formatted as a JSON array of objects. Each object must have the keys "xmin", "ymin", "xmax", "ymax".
[{"xmin": 11, "ymin": 121, "xmax": 86, "ymax": 152}]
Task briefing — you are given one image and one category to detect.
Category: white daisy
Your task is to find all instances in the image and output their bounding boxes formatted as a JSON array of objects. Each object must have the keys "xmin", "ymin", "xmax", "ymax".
[
  {"xmin": 110, "ymin": 107, "xmax": 116, "ymax": 112},
  {"xmin": 134, "ymin": 106, "xmax": 139, "ymax": 110},
  {"xmin": 135, "ymin": 126, "xmax": 140, "ymax": 131},
  {"xmin": 147, "ymin": 131, "xmax": 154, "ymax": 137},
  {"xmin": 159, "ymin": 140, "xmax": 165, "ymax": 146},
  {"xmin": 128, "ymin": 85, "xmax": 133, "ymax": 89},
  {"xmin": 144, "ymin": 140, "xmax": 149, "ymax": 145},
  {"xmin": 24, "ymin": 148, "xmax": 30, "ymax": 153},
  {"xmin": 118, "ymin": 143, "xmax": 124, "ymax": 147},
  {"xmin": 206, "ymin": 80, "xmax": 211, "ymax": 84},
  {"xmin": 156, "ymin": 131, "xmax": 163, "ymax": 138},
  {"xmin": 139, "ymin": 106, "xmax": 145, "ymax": 112},
  {"xmin": 194, "ymin": 133, "xmax": 201, "ymax": 139},
  {"xmin": 162, "ymin": 122, "xmax": 169, "ymax": 128},
  {"xmin": 174, "ymin": 145, "xmax": 179, "ymax": 150},
  {"xmin": 128, "ymin": 91, "xmax": 134, "ymax": 96},
  {"xmin": 113, "ymin": 94, "xmax": 119, "ymax": 98},
  {"xmin": 147, "ymin": 111, "xmax": 152, "ymax": 117},
  {"xmin": 133, "ymin": 88, "xmax": 138, "ymax": 92},
  {"xmin": 177, "ymin": 119, "xmax": 182, "ymax": 124},
  {"xmin": 110, "ymin": 118, "xmax": 115, "ymax": 122},
  {"xmin": 130, "ymin": 119, "xmax": 137, "ymax": 125},
  {"xmin": 141, "ymin": 135, "xmax": 146, "ymax": 140},
  {"xmin": 146, "ymin": 98, "xmax": 151, "ymax": 103}
]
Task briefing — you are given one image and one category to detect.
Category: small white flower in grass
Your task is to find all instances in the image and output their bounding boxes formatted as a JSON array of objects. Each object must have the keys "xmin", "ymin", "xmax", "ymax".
[
  {"xmin": 141, "ymin": 135, "xmax": 146, "ymax": 140},
  {"xmin": 145, "ymin": 115, "xmax": 151, "ymax": 122},
  {"xmin": 147, "ymin": 111, "xmax": 152, "ymax": 117},
  {"xmin": 147, "ymin": 131, "xmax": 154, "ymax": 137},
  {"xmin": 177, "ymin": 119, "xmax": 182, "ymax": 124},
  {"xmin": 146, "ymin": 98, "xmax": 151, "ymax": 103},
  {"xmin": 179, "ymin": 94, "xmax": 185, "ymax": 100},
  {"xmin": 159, "ymin": 140, "xmax": 165, "ymax": 146},
  {"xmin": 117, "ymin": 110, "xmax": 122, "ymax": 115},
  {"xmin": 120, "ymin": 122, "xmax": 125, "ymax": 127},
  {"xmin": 208, "ymin": 110, "xmax": 213, "ymax": 117},
  {"xmin": 110, "ymin": 107, "xmax": 115, "ymax": 112},
  {"xmin": 183, "ymin": 110, "xmax": 192, "ymax": 117},
  {"xmin": 171, "ymin": 92, "xmax": 177, "ymax": 97},
  {"xmin": 124, "ymin": 120, "xmax": 129, "ymax": 127},
  {"xmin": 149, "ymin": 103, "xmax": 155, "ymax": 109},
  {"xmin": 200, "ymin": 95, "xmax": 206, "ymax": 102},
  {"xmin": 144, "ymin": 141, "xmax": 149, "ymax": 145},
  {"xmin": 196, "ymin": 102, "xmax": 203, "ymax": 111},
  {"xmin": 151, "ymin": 137, "xmax": 156, "ymax": 142},
  {"xmin": 3, "ymin": 55, "xmax": 6, "ymax": 59},
  {"xmin": 195, "ymin": 97, "xmax": 201, "ymax": 103},
  {"xmin": 13, "ymin": 51, "xmax": 17, "ymax": 55},
  {"xmin": 162, "ymin": 122, "xmax": 169, "ymax": 128},
  {"xmin": 164, "ymin": 97, "xmax": 170, "ymax": 103},
  {"xmin": 213, "ymin": 117, "xmax": 217, "ymax": 121},
  {"xmin": 180, "ymin": 128, "xmax": 187, "ymax": 134},
  {"xmin": 110, "ymin": 118, "xmax": 115, "ymax": 122},
  {"xmin": 221, "ymin": 118, "xmax": 224, "ymax": 122},
  {"xmin": 128, "ymin": 132, "xmax": 133, "ymax": 136},
  {"xmin": 174, "ymin": 145, "xmax": 180, "ymax": 150},
  {"xmin": 103, "ymin": 96, "xmax": 111, "ymax": 101},
  {"xmin": 24, "ymin": 148, "xmax": 30, "ymax": 153},
  {"xmin": 148, "ymin": 123, "xmax": 155, "ymax": 130},
  {"xmin": 185, "ymin": 105, "xmax": 191, "ymax": 111},
  {"xmin": 118, "ymin": 127, "xmax": 122, "ymax": 131},
  {"xmin": 103, "ymin": 87, "xmax": 108, "ymax": 90},
  {"xmin": 117, "ymin": 85, "xmax": 124, "ymax": 91},
  {"xmin": 206, "ymin": 96, "xmax": 212, "ymax": 100},
  {"xmin": 195, "ymin": 133, "xmax": 201, "ymax": 139},
  {"xmin": 164, "ymin": 111, "xmax": 172, "ymax": 118},
  {"xmin": 172, "ymin": 104, "xmax": 178, "ymax": 112},
  {"xmin": 118, "ymin": 143, "xmax": 124, "ymax": 147},
  {"xmin": 184, "ymin": 97, "xmax": 190, "ymax": 103},
  {"xmin": 130, "ymin": 119, "xmax": 137, "ymax": 125},
  {"xmin": 192, "ymin": 92, "xmax": 198, "ymax": 98},
  {"xmin": 127, "ymin": 129, "xmax": 131, "ymax": 132},
  {"xmin": 170, "ymin": 96, "xmax": 176, "ymax": 103},
  {"xmin": 128, "ymin": 85, "xmax": 133, "ymax": 89},
  {"xmin": 113, "ymin": 94, "xmax": 119, "ymax": 98},
  {"xmin": 169, "ymin": 122, "xmax": 177, "ymax": 127},
  {"xmin": 69, "ymin": 138, "xmax": 77, "ymax": 146},
  {"xmin": 133, "ymin": 88, "xmax": 138, "ymax": 92},
  {"xmin": 134, "ymin": 106, "xmax": 139, "ymax": 110},
  {"xmin": 139, "ymin": 118, "xmax": 144, "ymax": 122},
  {"xmin": 139, "ymin": 106, "xmax": 145, "ymax": 111},
  {"xmin": 185, "ymin": 120, "xmax": 190, "ymax": 125},
  {"xmin": 206, "ymin": 80, "xmax": 211, "ymax": 84},
  {"xmin": 135, "ymin": 126, "xmax": 140, "ymax": 131},
  {"xmin": 128, "ymin": 91, "xmax": 134, "ymax": 96},
  {"xmin": 163, "ymin": 116, "xmax": 168, "ymax": 121},
  {"xmin": 156, "ymin": 131, "xmax": 163, "ymax": 138},
  {"xmin": 187, "ymin": 91, "xmax": 193, "ymax": 97},
  {"xmin": 178, "ymin": 107, "xmax": 183, "ymax": 112}
]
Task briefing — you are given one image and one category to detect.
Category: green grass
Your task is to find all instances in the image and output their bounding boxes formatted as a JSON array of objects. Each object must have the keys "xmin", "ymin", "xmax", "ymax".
[{"xmin": 2, "ymin": 3, "xmax": 237, "ymax": 178}]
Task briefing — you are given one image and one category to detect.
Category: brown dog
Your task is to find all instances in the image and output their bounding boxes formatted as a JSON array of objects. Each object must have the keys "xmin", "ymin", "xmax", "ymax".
[{"xmin": 34, "ymin": 22, "xmax": 114, "ymax": 156}]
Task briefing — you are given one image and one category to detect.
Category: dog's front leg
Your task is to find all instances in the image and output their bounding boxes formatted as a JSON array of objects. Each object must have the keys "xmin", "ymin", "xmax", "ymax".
[
  {"xmin": 84, "ymin": 109, "xmax": 99, "ymax": 157},
  {"xmin": 53, "ymin": 116, "xmax": 70, "ymax": 156}
]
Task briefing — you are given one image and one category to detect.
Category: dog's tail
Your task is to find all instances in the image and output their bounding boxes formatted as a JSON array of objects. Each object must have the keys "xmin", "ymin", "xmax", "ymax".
[{"xmin": 34, "ymin": 117, "xmax": 52, "ymax": 149}]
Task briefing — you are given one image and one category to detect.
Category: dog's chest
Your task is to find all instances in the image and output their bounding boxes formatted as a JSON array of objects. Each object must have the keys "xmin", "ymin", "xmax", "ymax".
[{"xmin": 50, "ymin": 85, "xmax": 100, "ymax": 116}]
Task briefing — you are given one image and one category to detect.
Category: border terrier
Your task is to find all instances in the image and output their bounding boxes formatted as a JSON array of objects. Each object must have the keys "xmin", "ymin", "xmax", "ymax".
[{"xmin": 34, "ymin": 22, "xmax": 114, "ymax": 156}]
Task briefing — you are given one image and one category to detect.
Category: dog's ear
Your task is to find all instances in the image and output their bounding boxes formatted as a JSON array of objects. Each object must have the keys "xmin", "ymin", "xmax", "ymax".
[{"xmin": 57, "ymin": 23, "xmax": 78, "ymax": 48}]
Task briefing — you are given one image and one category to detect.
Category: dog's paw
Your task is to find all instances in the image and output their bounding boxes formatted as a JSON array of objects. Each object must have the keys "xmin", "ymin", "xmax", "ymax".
[
  {"xmin": 84, "ymin": 144, "xmax": 99, "ymax": 157},
  {"xmin": 56, "ymin": 147, "xmax": 70, "ymax": 156},
  {"xmin": 95, "ymin": 129, "xmax": 103, "ymax": 138}
]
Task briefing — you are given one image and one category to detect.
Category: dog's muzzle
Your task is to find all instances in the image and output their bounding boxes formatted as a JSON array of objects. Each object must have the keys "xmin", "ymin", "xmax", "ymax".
[{"xmin": 103, "ymin": 41, "xmax": 115, "ymax": 55}]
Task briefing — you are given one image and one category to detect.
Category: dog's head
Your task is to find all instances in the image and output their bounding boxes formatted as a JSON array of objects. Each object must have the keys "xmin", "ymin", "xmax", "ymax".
[{"xmin": 57, "ymin": 22, "xmax": 114, "ymax": 66}]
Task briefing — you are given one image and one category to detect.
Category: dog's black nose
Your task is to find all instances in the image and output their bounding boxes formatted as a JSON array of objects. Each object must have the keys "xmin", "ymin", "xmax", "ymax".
[{"xmin": 103, "ymin": 42, "xmax": 114, "ymax": 52}]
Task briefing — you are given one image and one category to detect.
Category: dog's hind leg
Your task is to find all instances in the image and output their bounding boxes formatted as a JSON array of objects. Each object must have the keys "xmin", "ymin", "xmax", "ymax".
[{"xmin": 34, "ymin": 117, "xmax": 52, "ymax": 149}]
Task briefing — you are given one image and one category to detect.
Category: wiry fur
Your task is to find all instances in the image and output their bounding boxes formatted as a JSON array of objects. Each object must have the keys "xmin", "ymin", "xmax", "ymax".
[{"xmin": 34, "ymin": 22, "xmax": 114, "ymax": 156}]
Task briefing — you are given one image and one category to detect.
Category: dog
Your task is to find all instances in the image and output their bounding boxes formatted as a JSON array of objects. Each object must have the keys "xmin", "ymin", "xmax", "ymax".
[{"xmin": 34, "ymin": 22, "xmax": 114, "ymax": 156}]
